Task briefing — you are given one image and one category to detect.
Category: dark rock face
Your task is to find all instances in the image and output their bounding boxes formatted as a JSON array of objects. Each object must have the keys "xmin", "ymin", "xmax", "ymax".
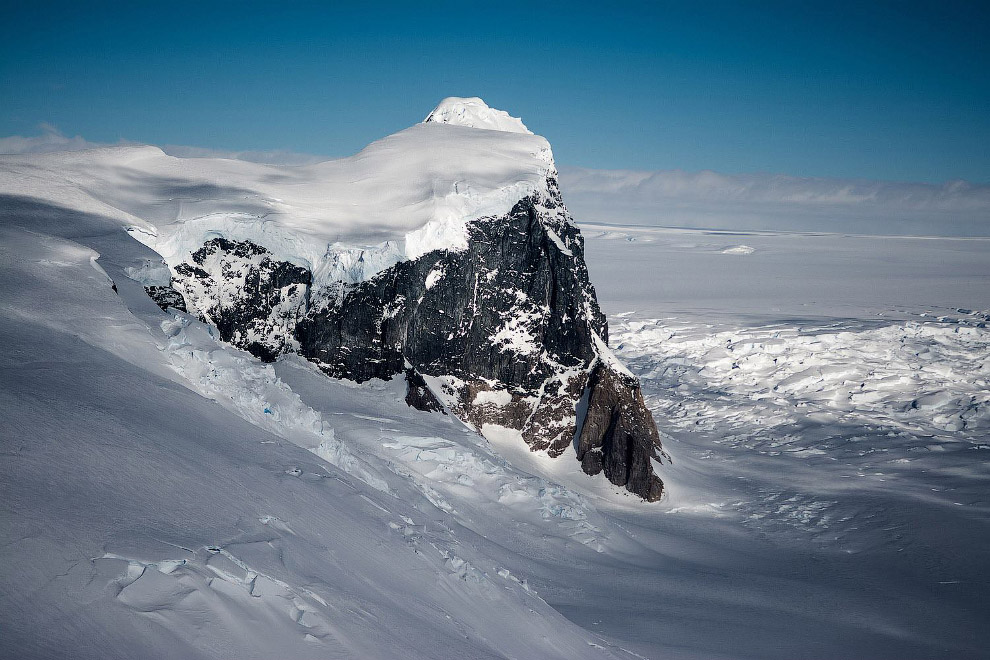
[
  {"xmin": 295, "ymin": 188, "xmax": 612, "ymax": 456},
  {"xmin": 576, "ymin": 363, "xmax": 667, "ymax": 502},
  {"xmin": 156, "ymin": 181, "xmax": 667, "ymax": 500},
  {"xmin": 404, "ymin": 368, "xmax": 446, "ymax": 413},
  {"xmin": 145, "ymin": 285, "xmax": 187, "ymax": 312},
  {"xmin": 172, "ymin": 237, "xmax": 311, "ymax": 362}
]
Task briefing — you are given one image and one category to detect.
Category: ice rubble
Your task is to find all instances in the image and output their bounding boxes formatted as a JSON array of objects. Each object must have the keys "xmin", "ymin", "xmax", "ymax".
[
  {"xmin": 612, "ymin": 318, "xmax": 990, "ymax": 439},
  {"xmin": 155, "ymin": 305, "xmax": 606, "ymax": 541},
  {"xmin": 610, "ymin": 313, "xmax": 990, "ymax": 543},
  {"xmin": 158, "ymin": 312, "xmax": 391, "ymax": 493}
]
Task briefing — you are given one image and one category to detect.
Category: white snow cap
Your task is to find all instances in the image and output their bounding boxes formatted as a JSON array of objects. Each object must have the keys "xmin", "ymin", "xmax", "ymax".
[
  {"xmin": 0, "ymin": 97, "xmax": 555, "ymax": 289},
  {"xmin": 424, "ymin": 97, "xmax": 533, "ymax": 134}
]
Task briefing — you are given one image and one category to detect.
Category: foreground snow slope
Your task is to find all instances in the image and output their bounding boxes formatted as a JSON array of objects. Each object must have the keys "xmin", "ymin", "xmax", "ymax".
[{"xmin": 0, "ymin": 196, "xmax": 643, "ymax": 660}]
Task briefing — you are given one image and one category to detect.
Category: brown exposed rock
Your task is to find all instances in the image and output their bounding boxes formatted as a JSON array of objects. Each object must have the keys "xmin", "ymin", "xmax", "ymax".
[
  {"xmin": 521, "ymin": 372, "xmax": 587, "ymax": 457},
  {"xmin": 577, "ymin": 363, "xmax": 666, "ymax": 501}
]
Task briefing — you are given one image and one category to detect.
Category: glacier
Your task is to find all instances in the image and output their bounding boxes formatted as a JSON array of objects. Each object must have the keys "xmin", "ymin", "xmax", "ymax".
[{"xmin": 2, "ymin": 98, "xmax": 989, "ymax": 659}]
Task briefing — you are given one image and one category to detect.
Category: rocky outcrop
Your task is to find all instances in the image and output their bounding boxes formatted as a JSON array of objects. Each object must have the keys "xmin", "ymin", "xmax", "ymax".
[
  {"xmin": 404, "ymin": 368, "xmax": 446, "ymax": 413},
  {"xmin": 146, "ymin": 285, "xmax": 187, "ymax": 313},
  {"xmin": 159, "ymin": 181, "xmax": 667, "ymax": 500},
  {"xmin": 171, "ymin": 237, "xmax": 310, "ymax": 362},
  {"xmin": 576, "ymin": 363, "xmax": 666, "ymax": 501},
  {"xmin": 295, "ymin": 180, "xmax": 604, "ymax": 443}
]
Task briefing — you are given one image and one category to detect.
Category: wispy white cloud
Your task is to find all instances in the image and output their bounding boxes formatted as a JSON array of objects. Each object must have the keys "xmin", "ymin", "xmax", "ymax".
[
  {"xmin": 0, "ymin": 125, "xmax": 327, "ymax": 166},
  {"xmin": 2, "ymin": 127, "xmax": 986, "ymax": 236},
  {"xmin": 0, "ymin": 123, "xmax": 135, "ymax": 154},
  {"xmin": 559, "ymin": 167, "xmax": 990, "ymax": 236}
]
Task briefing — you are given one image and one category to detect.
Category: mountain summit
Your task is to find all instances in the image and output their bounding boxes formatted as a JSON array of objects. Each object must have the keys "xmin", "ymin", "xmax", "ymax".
[{"xmin": 423, "ymin": 96, "xmax": 533, "ymax": 134}]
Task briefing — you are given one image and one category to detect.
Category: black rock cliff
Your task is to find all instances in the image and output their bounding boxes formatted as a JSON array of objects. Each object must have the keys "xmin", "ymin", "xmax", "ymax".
[{"xmin": 160, "ymin": 178, "xmax": 667, "ymax": 500}]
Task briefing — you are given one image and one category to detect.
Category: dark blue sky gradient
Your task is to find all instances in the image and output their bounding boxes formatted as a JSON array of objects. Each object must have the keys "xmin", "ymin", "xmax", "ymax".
[{"xmin": 1, "ymin": 1, "xmax": 988, "ymax": 182}]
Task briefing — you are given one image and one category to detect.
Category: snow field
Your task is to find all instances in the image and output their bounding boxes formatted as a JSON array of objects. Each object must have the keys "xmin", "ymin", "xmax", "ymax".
[{"xmin": 1, "ymin": 202, "xmax": 648, "ymax": 659}]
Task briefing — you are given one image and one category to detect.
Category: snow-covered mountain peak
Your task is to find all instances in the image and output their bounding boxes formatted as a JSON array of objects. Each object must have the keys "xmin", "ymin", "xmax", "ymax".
[{"xmin": 423, "ymin": 97, "xmax": 533, "ymax": 134}]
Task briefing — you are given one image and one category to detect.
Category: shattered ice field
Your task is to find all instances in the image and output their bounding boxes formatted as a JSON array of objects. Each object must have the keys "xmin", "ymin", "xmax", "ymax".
[{"xmin": 2, "ymin": 150, "xmax": 990, "ymax": 656}]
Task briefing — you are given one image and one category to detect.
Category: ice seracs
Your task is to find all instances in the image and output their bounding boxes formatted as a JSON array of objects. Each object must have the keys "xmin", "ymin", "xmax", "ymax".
[{"xmin": 423, "ymin": 96, "xmax": 533, "ymax": 134}]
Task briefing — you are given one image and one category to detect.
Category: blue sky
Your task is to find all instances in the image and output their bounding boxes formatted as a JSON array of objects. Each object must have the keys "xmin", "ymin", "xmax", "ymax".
[{"xmin": 1, "ymin": 1, "xmax": 987, "ymax": 183}]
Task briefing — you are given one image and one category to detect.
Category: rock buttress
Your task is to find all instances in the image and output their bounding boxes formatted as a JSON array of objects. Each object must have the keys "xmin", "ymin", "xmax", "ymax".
[
  {"xmin": 160, "ymin": 183, "xmax": 667, "ymax": 500},
  {"xmin": 576, "ymin": 363, "xmax": 666, "ymax": 501},
  {"xmin": 295, "ymin": 186, "xmax": 667, "ymax": 500}
]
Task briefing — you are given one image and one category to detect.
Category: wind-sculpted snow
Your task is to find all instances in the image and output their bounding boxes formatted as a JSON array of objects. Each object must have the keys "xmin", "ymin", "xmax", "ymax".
[{"xmin": 0, "ymin": 101, "xmax": 556, "ymax": 288}]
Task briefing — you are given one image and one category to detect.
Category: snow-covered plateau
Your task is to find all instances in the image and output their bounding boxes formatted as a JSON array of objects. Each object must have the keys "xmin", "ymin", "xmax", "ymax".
[{"xmin": 2, "ymin": 99, "xmax": 989, "ymax": 659}]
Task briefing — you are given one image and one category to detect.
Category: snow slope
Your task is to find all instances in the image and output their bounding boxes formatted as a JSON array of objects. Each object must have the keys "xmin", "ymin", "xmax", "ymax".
[{"xmin": 0, "ymin": 195, "xmax": 641, "ymax": 660}]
